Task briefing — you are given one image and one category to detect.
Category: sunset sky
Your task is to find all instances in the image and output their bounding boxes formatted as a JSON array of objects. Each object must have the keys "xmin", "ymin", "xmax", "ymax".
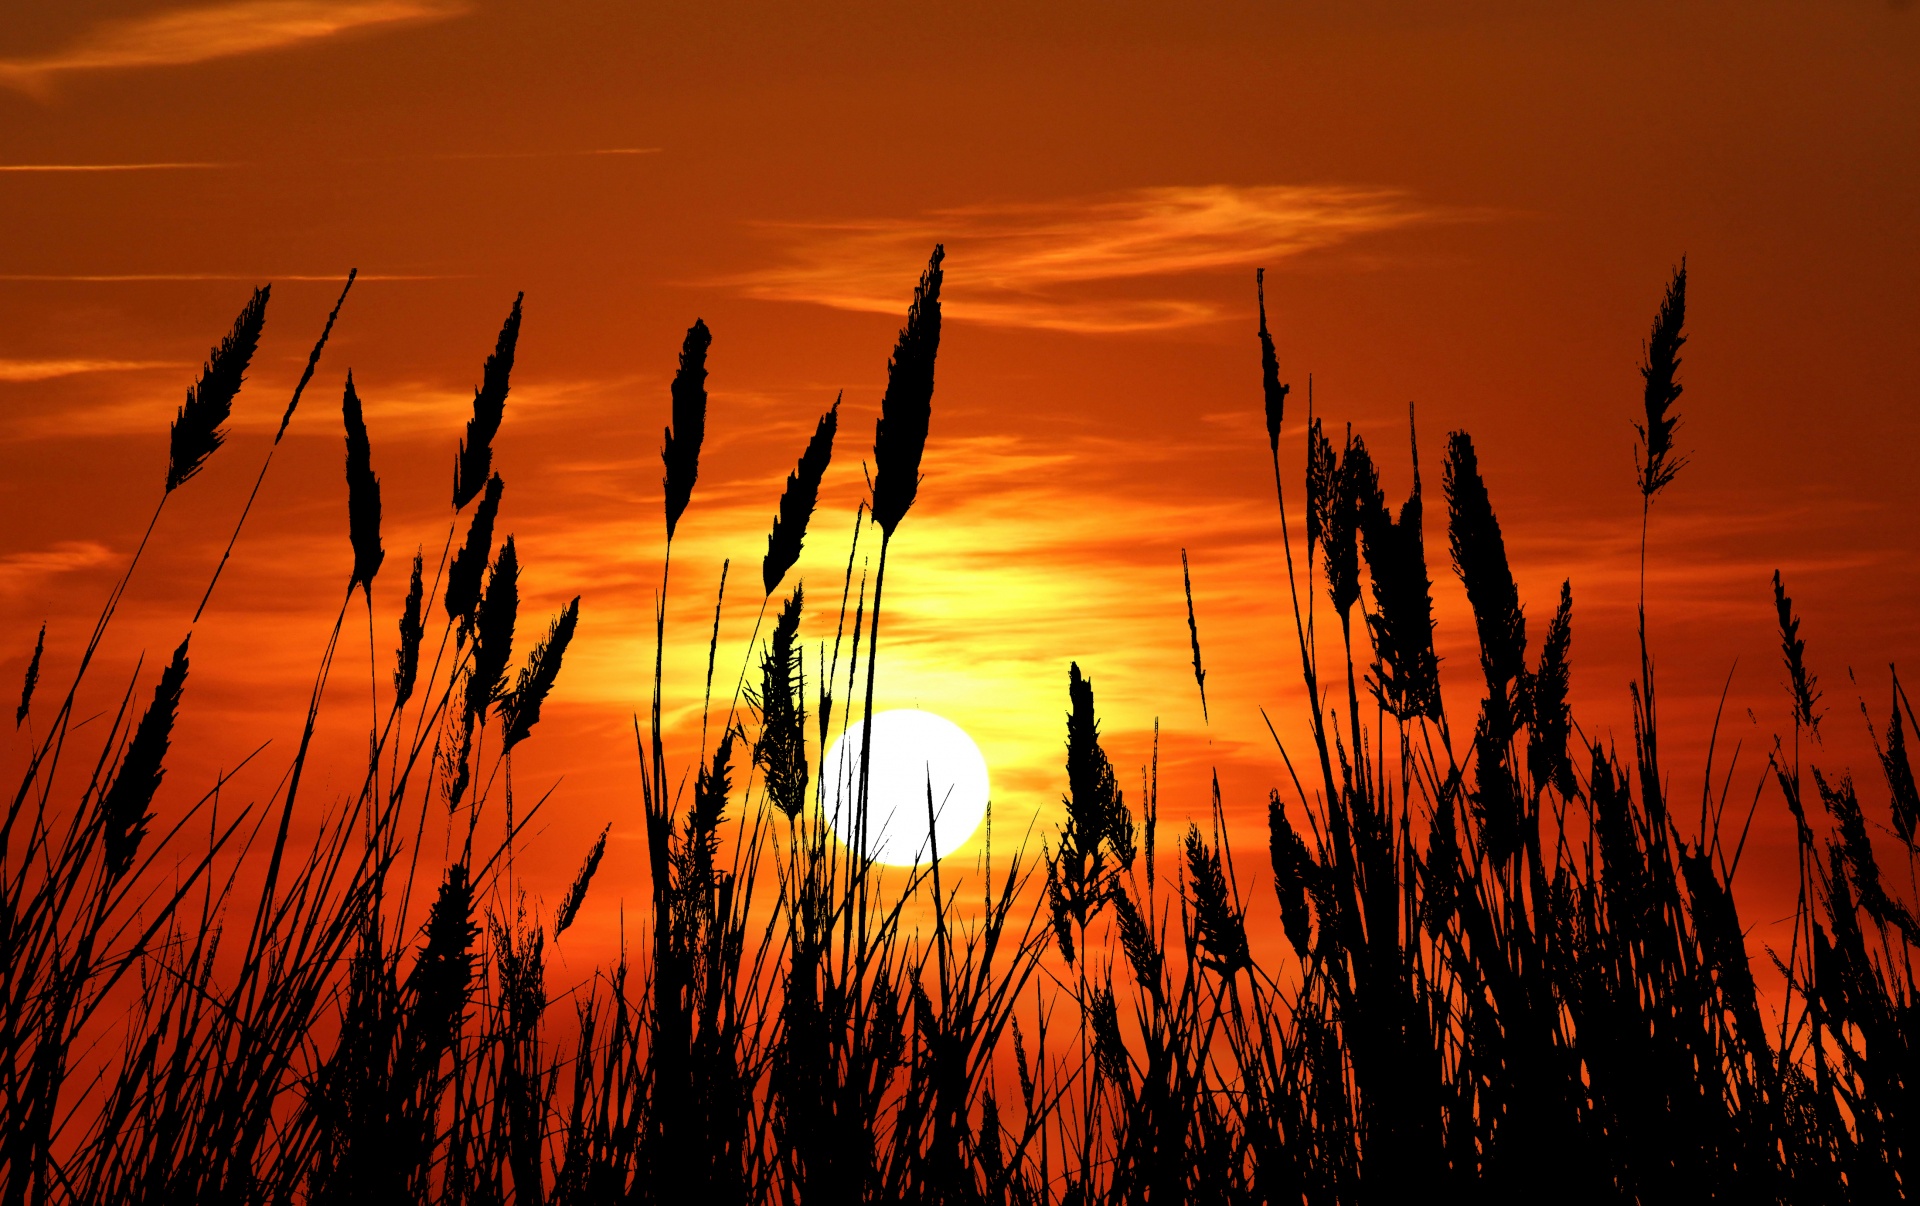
[{"xmin": 1, "ymin": 0, "xmax": 1916, "ymax": 970}]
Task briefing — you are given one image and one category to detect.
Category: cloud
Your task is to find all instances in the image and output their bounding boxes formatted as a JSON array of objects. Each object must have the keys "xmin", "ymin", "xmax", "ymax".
[
  {"xmin": 0, "ymin": 162, "xmax": 224, "ymax": 172},
  {"xmin": 0, "ymin": 541, "xmax": 116, "ymax": 593},
  {"xmin": 0, "ymin": 358, "xmax": 181, "ymax": 382},
  {"xmin": 0, "ymin": 273, "xmax": 452, "ymax": 282},
  {"xmin": 726, "ymin": 185, "xmax": 1437, "ymax": 333},
  {"xmin": 0, "ymin": 0, "xmax": 468, "ymax": 93}
]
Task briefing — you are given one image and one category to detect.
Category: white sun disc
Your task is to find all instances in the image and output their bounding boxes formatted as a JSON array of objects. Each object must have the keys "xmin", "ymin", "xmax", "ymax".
[{"xmin": 821, "ymin": 710, "xmax": 991, "ymax": 867}]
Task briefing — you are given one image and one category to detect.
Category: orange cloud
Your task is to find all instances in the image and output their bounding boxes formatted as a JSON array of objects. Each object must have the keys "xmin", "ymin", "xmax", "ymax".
[
  {"xmin": 727, "ymin": 185, "xmax": 1438, "ymax": 333},
  {"xmin": 0, "ymin": 1, "xmax": 467, "ymax": 93},
  {"xmin": 0, "ymin": 358, "xmax": 182, "ymax": 382},
  {"xmin": 0, "ymin": 541, "xmax": 117, "ymax": 594},
  {"xmin": 0, "ymin": 162, "xmax": 224, "ymax": 172}
]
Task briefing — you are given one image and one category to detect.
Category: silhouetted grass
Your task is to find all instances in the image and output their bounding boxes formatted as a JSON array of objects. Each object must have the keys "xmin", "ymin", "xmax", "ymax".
[{"xmin": 4, "ymin": 254, "xmax": 1915, "ymax": 1206}]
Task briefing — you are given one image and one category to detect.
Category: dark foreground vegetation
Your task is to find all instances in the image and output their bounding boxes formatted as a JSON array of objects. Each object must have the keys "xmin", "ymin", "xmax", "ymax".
[{"xmin": 2, "ymin": 251, "xmax": 1914, "ymax": 1205}]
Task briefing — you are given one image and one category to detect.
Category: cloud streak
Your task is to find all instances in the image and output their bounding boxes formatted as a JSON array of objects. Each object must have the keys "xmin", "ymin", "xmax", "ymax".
[
  {"xmin": 0, "ymin": 358, "xmax": 181, "ymax": 382},
  {"xmin": 0, "ymin": 0, "xmax": 468, "ymax": 93},
  {"xmin": 728, "ymin": 185, "xmax": 1436, "ymax": 333},
  {"xmin": 0, "ymin": 162, "xmax": 224, "ymax": 172}
]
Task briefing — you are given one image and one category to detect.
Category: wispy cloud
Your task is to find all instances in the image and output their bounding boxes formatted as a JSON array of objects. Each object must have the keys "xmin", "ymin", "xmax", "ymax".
[
  {"xmin": 0, "ymin": 358, "xmax": 181, "ymax": 382},
  {"xmin": 0, "ymin": 273, "xmax": 453, "ymax": 283},
  {"xmin": 727, "ymin": 185, "xmax": 1437, "ymax": 333},
  {"xmin": 0, "ymin": 0, "xmax": 468, "ymax": 93},
  {"xmin": 0, "ymin": 162, "xmax": 224, "ymax": 172},
  {"xmin": 431, "ymin": 147, "xmax": 662, "ymax": 161},
  {"xmin": 0, "ymin": 541, "xmax": 116, "ymax": 593}
]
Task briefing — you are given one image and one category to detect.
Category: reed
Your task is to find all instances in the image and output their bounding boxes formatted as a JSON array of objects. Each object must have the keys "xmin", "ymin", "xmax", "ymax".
[
  {"xmin": 455, "ymin": 294, "xmax": 525, "ymax": 511},
  {"xmin": 8, "ymin": 250, "xmax": 1918, "ymax": 1206}
]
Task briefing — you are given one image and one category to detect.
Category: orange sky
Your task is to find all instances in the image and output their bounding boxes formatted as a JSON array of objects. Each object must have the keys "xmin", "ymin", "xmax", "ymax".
[{"xmin": 2, "ymin": 0, "xmax": 1917, "ymax": 976}]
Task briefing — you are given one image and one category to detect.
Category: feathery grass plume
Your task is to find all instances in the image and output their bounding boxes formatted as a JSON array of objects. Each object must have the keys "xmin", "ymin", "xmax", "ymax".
[
  {"xmin": 753, "ymin": 588, "xmax": 809, "ymax": 819},
  {"xmin": 1817, "ymin": 769, "xmax": 1920, "ymax": 941},
  {"xmin": 681, "ymin": 729, "xmax": 735, "ymax": 886},
  {"xmin": 1110, "ymin": 886, "xmax": 1163, "ymax": 990},
  {"xmin": 555, "ymin": 823, "xmax": 610, "ymax": 940},
  {"xmin": 341, "ymin": 372, "xmax": 384, "ymax": 599},
  {"xmin": 1054, "ymin": 663, "xmax": 1131, "ymax": 933},
  {"xmin": 16, "ymin": 621, "xmax": 43, "ymax": 726},
  {"xmin": 662, "ymin": 318, "xmax": 712, "ymax": 541},
  {"xmin": 763, "ymin": 398, "xmax": 839, "ymax": 595},
  {"xmin": 101, "ymin": 637, "xmax": 189, "ymax": 878},
  {"xmin": 1528, "ymin": 581, "xmax": 1577, "ymax": 798},
  {"xmin": 447, "ymin": 473, "xmax": 504, "ymax": 628},
  {"xmin": 1636, "ymin": 259, "xmax": 1688, "ymax": 498},
  {"xmin": 167, "ymin": 286, "xmax": 269, "ymax": 492},
  {"xmin": 1089, "ymin": 983, "xmax": 1130, "ymax": 1087},
  {"xmin": 409, "ymin": 862, "xmax": 479, "ymax": 1058},
  {"xmin": 869, "ymin": 246, "xmax": 945, "ymax": 539},
  {"xmin": 1185, "ymin": 824, "xmax": 1251, "ymax": 976},
  {"xmin": 502, "ymin": 595, "xmax": 579, "ymax": 753},
  {"xmin": 1677, "ymin": 846, "xmax": 1769, "ymax": 1058},
  {"xmin": 467, "ymin": 537, "xmax": 519, "ymax": 720},
  {"xmin": 393, "ymin": 550, "xmax": 424, "ymax": 708},
  {"xmin": 1045, "ymin": 850, "xmax": 1075, "ymax": 964},
  {"xmin": 1880, "ymin": 677, "xmax": 1919, "ymax": 845},
  {"xmin": 1359, "ymin": 419, "xmax": 1442, "ymax": 720},
  {"xmin": 1443, "ymin": 432, "xmax": 1527, "ymax": 692},
  {"xmin": 1326, "ymin": 433, "xmax": 1375, "ymax": 620},
  {"xmin": 1256, "ymin": 268, "xmax": 1289, "ymax": 455},
  {"xmin": 1267, "ymin": 790, "xmax": 1315, "ymax": 958},
  {"xmin": 1421, "ymin": 796, "xmax": 1462, "ymax": 937},
  {"xmin": 1181, "ymin": 549, "xmax": 1208, "ymax": 723},
  {"xmin": 1307, "ymin": 416, "xmax": 1337, "ymax": 559},
  {"xmin": 453, "ymin": 293, "xmax": 524, "ymax": 510},
  {"xmin": 1773, "ymin": 570, "xmax": 1821, "ymax": 735},
  {"xmin": 442, "ymin": 708, "xmax": 475, "ymax": 812}
]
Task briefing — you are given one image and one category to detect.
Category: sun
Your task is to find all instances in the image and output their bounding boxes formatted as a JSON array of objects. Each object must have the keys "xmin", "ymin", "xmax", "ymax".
[{"xmin": 821, "ymin": 709, "xmax": 992, "ymax": 867}]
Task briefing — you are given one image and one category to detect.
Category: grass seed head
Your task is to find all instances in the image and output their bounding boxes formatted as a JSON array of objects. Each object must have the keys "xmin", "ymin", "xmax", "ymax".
[
  {"xmin": 102, "ymin": 637, "xmax": 190, "ymax": 879},
  {"xmin": 662, "ymin": 318, "xmax": 712, "ymax": 541},
  {"xmin": 555, "ymin": 823, "xmax": 610, "ymax": 941},
  {"xmin": 1882, "ymin": 680, "xmax": 1919, "ymax": 846},
  {"xmin": 1773, "ymin": 570, "xmax": 1821, "ymax": 736},
  {"xmin": 1256, "ymin": 268, "xmax": 1289, "ymax": 454},
  {"xmin": 502, "ymin": 595, "xmax": 580, "ymax": 753},
  {"xmin": 342, "ymin": 371, "xmax": 384, "ymax": 599},
  {"xmin": 753, "ymin": 587, "xmax": 809, "ymax": 819},
  {"xmin": 870, "ymin": 246, "xmax": 945, "ymax": 539},
  {"xmin": 394, "ymin": 550, "xmax": 425, "ymax": 708},
  {"xmin": 1443, "ymin": 431, "xmax": 1526, "ymax": 692},
  {"xmin": 16, "ymin": 621, "xmax": 43, "ymax": 726},
  {"xmin": 466, "ymin": 537, "xmax": 519, "ymax": 720},
  {"xmin": 1527, "ymin": 580, "xmax": 1577, "ymax": 798},
  {"xmin": 764, "ymin": 397, "xmax": 839, "ymax": 596},
  {"xmin": 167, "ymin": 285, "xmax": 269, "ymax": 492},
  {"xmin": 447, "ymin": 473, "xmax": 505, "ymax": 628},
  {"xmin": 454, "ymin": 293, "xmax": 523, "ymax": 510},
  {"xmin": 1636, "ymin": 259, "xmax": 1688, "ymax": 498}
]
